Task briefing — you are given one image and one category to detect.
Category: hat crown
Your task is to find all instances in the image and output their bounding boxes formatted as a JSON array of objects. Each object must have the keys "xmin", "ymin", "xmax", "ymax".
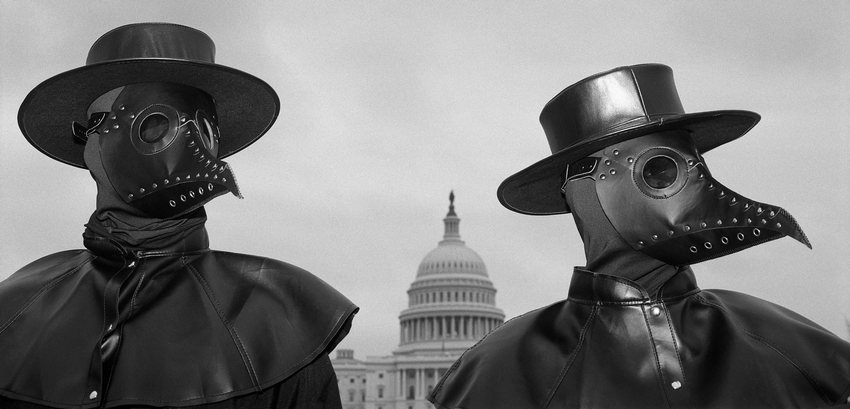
[
  {"xmin": 87, "ymin": 23, "xmax": 216, "ymax": 66},
  {"xmin": 540, "ymin": 64, "xmax": 684, "ymax": 155}
]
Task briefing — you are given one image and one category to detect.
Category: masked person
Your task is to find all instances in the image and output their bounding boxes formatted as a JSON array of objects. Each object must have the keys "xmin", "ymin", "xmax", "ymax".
[
  {"xmin": 429, "ymin": 64, "xmax": 850, "ymax": 409},
  {"xmin": 0, "ymin": 23, "xmax": 357, "ymax": 408}
]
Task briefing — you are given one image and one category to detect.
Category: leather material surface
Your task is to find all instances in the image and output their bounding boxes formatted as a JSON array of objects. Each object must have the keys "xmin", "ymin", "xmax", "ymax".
[
  {"xmin": 429, "ymin": 269, "xmax": 850, "ymax": 409},
  {"xmin": 497, "ymin": 64, "xmax": 759, "ymax": 215},
  {"xmin": 585, "ymin": 131, "xmax": 810, "ymax": 265},
  {"xmin": 0, "ymin": 227, "xmax": 357, "ymax": 408},
  {"xmin": 88, "ymin": 83, "xmax": 241, "ymax": 218}
]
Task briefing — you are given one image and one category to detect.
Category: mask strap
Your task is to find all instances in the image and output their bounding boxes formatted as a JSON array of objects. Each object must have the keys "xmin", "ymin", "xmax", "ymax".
[{"xmin": 72, "ymin": 112, "xmax": 108, "ymax": 144}]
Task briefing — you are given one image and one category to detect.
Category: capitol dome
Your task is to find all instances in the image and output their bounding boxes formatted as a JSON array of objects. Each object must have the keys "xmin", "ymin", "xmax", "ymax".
[{"xmin": 396, "ymin": 192, "xmax": 504, "ymax": 355}]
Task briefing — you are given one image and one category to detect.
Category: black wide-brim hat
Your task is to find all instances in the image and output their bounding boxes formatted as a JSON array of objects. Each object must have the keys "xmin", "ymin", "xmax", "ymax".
[
  {"xmin": 497, "ymin": 63, "xmax": 760, "ymax": 215},
  {"xmin": 18, "ymin": 22, "xmax": 280, "ymax": 168}
]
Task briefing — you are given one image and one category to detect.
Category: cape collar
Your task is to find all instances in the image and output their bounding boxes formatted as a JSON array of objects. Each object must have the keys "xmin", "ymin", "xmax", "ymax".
[{"xmin": 567, "ymin": 266, "xmax": 699, "ymax": 304}]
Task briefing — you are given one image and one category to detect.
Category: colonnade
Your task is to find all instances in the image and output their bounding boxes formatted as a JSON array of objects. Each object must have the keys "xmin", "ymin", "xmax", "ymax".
[
  {"xmin": 400, "ymin": 315, "xmax": 501, "ymax": 344},
  {"xmin": 394, "ymin": 367, "xmax": 448, "ymax": 400}
]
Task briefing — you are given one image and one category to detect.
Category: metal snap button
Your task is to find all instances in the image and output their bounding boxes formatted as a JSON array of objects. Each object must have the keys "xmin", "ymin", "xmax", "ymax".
[
  {"xmin": 671, "ymin": 381, "xmax": 682, "ymax": 390},
  {"xmin": 89, "ymin": 390, "xmax": 98, "ymax": 399},
  {"xmin": 650, "ymin": 306, "xmax": 662, "ymax": 316}
]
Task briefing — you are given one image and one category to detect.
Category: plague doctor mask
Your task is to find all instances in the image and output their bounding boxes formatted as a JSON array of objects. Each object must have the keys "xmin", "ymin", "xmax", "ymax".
[
  {"xmin": 80, "ymin": 82, "xmax": 241, "ymax": 218},
  {"xmin": 497, "ymin": 63, "xmax": 810, "ymax": 266},
  {"xmin": 562, "ymin": 130, "xmax": 809, "ymax": 265}
]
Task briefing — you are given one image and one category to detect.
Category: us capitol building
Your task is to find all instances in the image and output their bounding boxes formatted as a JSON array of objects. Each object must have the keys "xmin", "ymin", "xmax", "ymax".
[{"xmin": 332, "ymin": 192, "xmax": 505, "ymax": 409}]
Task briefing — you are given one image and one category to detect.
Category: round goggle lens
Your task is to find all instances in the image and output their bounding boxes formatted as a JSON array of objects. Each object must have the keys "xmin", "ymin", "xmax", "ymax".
[{"xmin": 642, "ymin": 156, "xmax": 678, "ymax": 189}]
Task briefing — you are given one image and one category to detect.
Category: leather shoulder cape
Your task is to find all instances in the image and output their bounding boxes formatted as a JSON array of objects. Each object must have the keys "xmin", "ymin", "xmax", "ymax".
[
  {"xmin": 429, "ymin": 268, "xmax": 850, "ymax": 409},
  {"xmin": 0, "ymin": 233, "xmax": 358, "ymax": 408}
]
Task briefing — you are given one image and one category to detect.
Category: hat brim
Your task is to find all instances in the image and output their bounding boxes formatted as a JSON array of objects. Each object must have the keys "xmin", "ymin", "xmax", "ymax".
[
  {"xmin": 496, "ymin": 110, "xmax": 760, "ymax": 215},
  {"xmin": 18, "ymin": 59, "xmax": 280, "ymax": 168}
]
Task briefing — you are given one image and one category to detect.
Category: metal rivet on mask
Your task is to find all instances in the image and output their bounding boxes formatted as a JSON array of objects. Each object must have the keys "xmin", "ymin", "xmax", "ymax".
[
  {"xmin": 687, "ymin": 159, "xmax": 694, "ymax": 166},
  {"xmin": 104, "ymin": 129, "xmax": 109, "ymax": 134},
  {"xmin": 756, "ymin": 206, "xmax": 763, "ymax": 214},
  {"xmin": 189, "ymin": 141, "xmax": 195, "ymax": 147},
  {"xmin": 169, "ymin": 200, "xmax": 176, "ymax": 207},
  {"xmin": 185, "ymin": 174, "xmax": 191, "ymax": 179},
  {"xmin": 760, "ymin": 219, "xmax": 767, "ymax": 225},
  {"xmin": 683, "ymin": 225, "xmax": 691, "ymax": 232},
  {"xmin": 175, "ymin": 176, "xmax": 181, "ymax": 182},
  {"xmin": 707, "ymin": 183, "xmax": 714, "ymax": 190},
  {"xmin": 776, "ymin": 222, "xmax": 782, "ymax": 228},
  {"xmin": 737, "ymin": 233, "xmax": 745, "ymax": 241},
  {"xmin": 129, "ymin": 113, "xmax": 136, "ymax": 119},
  {"xmin": 198, "ymin": 187, "xmax": 204, "ymax": 195},
  {"xmin": 196, "ymin": 173, "xmax": 201, "ymax": 178},
  {"xmin": 211, "ymin": 164, "xmax": 218, "ymax": 170},
  {"xmin": 718, "ymin": 191, "xmax": 725, "ymax": 197},
  {"xmin": 139, "ymin": 188, "xmax": 145, "ymax": 193},
  {"xmin": 744, "ymin": 202, "xmax": 751, "ymax": 210},
  {"xmin": 208, "ymin": 183, "xmax": 214, "ymax": 191},
  {"xmin": 667, "ymin": 230, "xmax": 675, "ymax": 237},
  {"xmin": 222, "ymin": 178, "xmax": 228, "ymax": 182},
  {"xmin": 716, "ymin": 219, "xmax": 723, "ymax": 226},
  {"xmin": 753, "ymin": 228, "xmax": 761, "ymax": 237},
  {"xmin": 189, "ymin": 191, "xmax": 195, "ymax": 199},
  {"xmin": 119, "ymin": 105, "xmax": 125, "ymax": 111},
  {"xmin": 180, "ymin": 195, "xmax": 186, "ymax": 202},
  {"xmin": 152, "ymin": 183, "xmax": 158, "ymax": 189},
  {"xmin": 181, "ymin": 117, "xmax": 187, "ymax": 123},
  {"xmin": 204, "ymin": 173, "xmax": 209, "ymax": 178},
  {"xmin": 164, "ymin": 179, "xmax": 170, "ymax": 185},
  {"xmin": 110, "ymin": 115, "xmax": 117, "ymax": 120},
  {"xmin": 721, "ymin": 237, "xmax": 729, "ymax": 244},
  {"xmin": 651, "ymin": 234, "xmax": 658, "ymax": 240},
  {"xmin": 206, "ymin": 160, "xmax": 211, "ymax": 166},
  {"xmin": 613, "ymin": 150, "xmax": 620, "ymax": 156},
  {"xmin": 732, "ymin": 218, "xmax": 738, "ymax": 223},
  {"xmin": 730, "ymin": 197, "xmax": 737, "ymax": 204},
  {"xmin": 609, "ymin": 169, "xmax": 616, "ymax": 175},
  {"xmin": 637, "ymin": 240, "xmax": 645, "ymax": 246},
  {"xmin": 689, "ymin": 246, "xmax": 698, "ymax": 253},
  {"xmin": 112, "ymin": 124, "xmax": 119, "ymax": 129},
  {"xmin": 768, "ymin": 210, "xmax": 775, "ymax": 217},
  {"xmin": 213, "ymin": 175, "xmax": 218, "ymax": 179},
  {"xmin": 699, "ymin": 174, "xmax": 705, "ymax": 179},
  {"xmin": 128, "ymin": 193, "xmax": 134, "ymax": 199},
  {"xmin": 699, "ymin": 222, "xmax": 707, "ymax": 228},
  {"xmin": 627, "ymin": 157, "xmax": 634, "ymax": 163},
  {"xmin": 746, "ymin": 218, "xmax": 753, "ymax": 224},
  {"xmin": 600, "ymin": 174, "xmax": 607, "ymax": 180},
  {"xmin": 704, "ymin": 242, "xmax": 713, "ymax": 249},
  {"xmin": 604, "ymin": 160, "xmax": 611, "ymax": 166}
]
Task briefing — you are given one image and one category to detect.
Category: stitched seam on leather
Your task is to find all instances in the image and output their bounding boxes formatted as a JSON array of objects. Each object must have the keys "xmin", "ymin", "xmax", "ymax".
[
  {"xmin": 662, "ymin": 303, "xmax": 687, "ymax": 386},
  {"xmin": 184, "ymin": 261, "xmax": 261, "ymax": 389},
  {"xmin": 542, "ymin": 304, "xmax": 598, "ymax": 409},
  {"xmin": 254, "ymin": 258, "xmax": 351, "ymax": 385},
  {"xmin": 695, "ymin": 294, "xmax": 832, "ymax": 405},
  {"xmin": 642, "ymin": 304, "xmax": 673, "ymax": 409},
  {"xmin": 629, "ymin": 67, "xmax": 650, "ymax": 121},
  {"xmin": 0, "ymin": 253, "xmax": 95, "ymax": 335}
]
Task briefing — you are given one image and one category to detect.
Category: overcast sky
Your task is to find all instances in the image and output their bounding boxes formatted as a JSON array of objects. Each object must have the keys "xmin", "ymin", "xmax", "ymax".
[{"xmin": 1, "ymin": 1, "xmax": 848, "ymax": 358}]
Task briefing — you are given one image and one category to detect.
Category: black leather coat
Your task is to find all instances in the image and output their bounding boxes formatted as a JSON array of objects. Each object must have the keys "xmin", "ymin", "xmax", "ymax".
[
  {"xmin": 0, "ymin": 227, "xmax": 357, "ymax": 408},
  {"xmin": 429, "ymin": 268, "xmax": 850, "ymax": 408}
]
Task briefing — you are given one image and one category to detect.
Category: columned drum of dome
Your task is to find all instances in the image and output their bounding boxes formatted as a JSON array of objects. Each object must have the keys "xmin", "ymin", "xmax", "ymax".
[{"xmin": 396, "ymin": 191, "xmax": 505, "ymax": 355}]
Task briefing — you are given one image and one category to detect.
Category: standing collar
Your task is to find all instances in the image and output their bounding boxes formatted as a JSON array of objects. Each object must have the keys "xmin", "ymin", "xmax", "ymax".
[
  {"xmin": 83, "ymin": 225, "xmax": 210, "ymax": 258},
  {"xmin": 567, "ymin": 266, "xmax": 699, "ymax": 304}
]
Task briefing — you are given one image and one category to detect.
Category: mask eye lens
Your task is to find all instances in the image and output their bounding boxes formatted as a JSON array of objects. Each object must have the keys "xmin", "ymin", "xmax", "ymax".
[
  {"xmin": 139, "ymin": 113, "xmax": 170, "ymax": 143},
  {"xmin": 200, "ymin": 117, "xmax": 218, "ymax": 155},
  {"xmin": 642, "ymin": 155, "xmax": 678, "ymax": 189}
]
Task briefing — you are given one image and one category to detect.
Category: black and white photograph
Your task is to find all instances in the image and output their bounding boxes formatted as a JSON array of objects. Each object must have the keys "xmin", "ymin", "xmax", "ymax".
[{"xmin": 0, "ymin": 1, "xmax": 848, "ymax": 408}]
